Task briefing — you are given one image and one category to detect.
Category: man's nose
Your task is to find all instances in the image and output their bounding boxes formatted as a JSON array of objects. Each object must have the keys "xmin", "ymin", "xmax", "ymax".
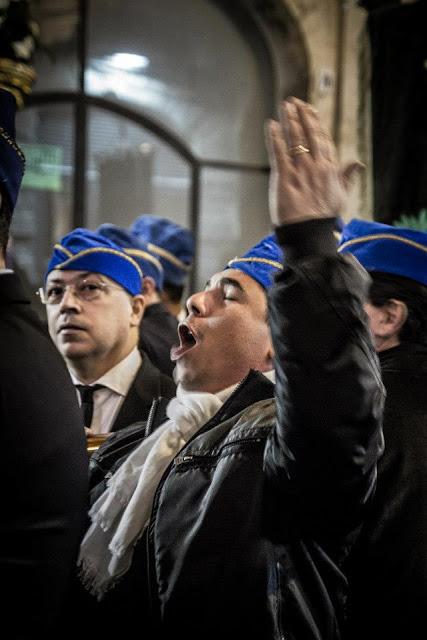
[
  {"xmin": 58, "ymin": 286, "xmax": 81, "ymax": 312},
  {"xmin": 186, "ymin": 290, "xmax": 208, "ymax": 317}
]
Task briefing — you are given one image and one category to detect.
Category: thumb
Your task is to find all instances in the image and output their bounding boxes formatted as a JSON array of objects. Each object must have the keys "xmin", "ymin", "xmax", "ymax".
[{"xmin": 340, "ymin": 161, "xmax": 365, "ymax": 192}]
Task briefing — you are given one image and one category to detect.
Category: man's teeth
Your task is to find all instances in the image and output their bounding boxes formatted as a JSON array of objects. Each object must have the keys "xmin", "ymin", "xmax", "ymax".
[{"xmin": 180, "ymin": 325, "xmax": 196, "ymax": 346}]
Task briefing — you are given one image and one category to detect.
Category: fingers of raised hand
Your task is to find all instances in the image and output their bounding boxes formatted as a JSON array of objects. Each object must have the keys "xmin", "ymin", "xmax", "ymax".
[
  {"xmin": 265, "ymin": 119, "xmax": 293, "ymax": 175},
  {"xmin": 290, "ymin": 97, "xmax": 337, "ymax": 163},
  {"xmin": 280, "ymin": 100, "xmax": 311, "ymax": 161}
]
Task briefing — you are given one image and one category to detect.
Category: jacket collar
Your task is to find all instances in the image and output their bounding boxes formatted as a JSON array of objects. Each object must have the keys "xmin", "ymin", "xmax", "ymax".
[{"xmin": 149, "ymin": 369, "xmax": 274, "ymax": 435}]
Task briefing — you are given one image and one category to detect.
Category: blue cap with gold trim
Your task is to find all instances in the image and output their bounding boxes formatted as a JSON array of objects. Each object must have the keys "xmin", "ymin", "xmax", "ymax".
[
  {"xmin": 226, "ymin": 234, "xmax": 284, "ymax": 290},
  {"xmin": 0, "ymin": 89, "xmax": 25, "ymax": 213},
  {"xmin": 97, "ymin": 223, "xmax": 164, "ymax": 291},
  {"xmin": 338, "ymin": 219, "xmax": 427, "ymax": 287},
  {"xmin": 130, "ymin": 215, "xmax": 195, "ymax": 287},
  {"xmin": 46, "ymin": 228, "xmax": 143, "ymax": 295}
]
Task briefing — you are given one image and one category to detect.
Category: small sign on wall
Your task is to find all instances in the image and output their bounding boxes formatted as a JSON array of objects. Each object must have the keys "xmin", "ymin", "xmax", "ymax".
[{"xmin": 20, "ymin": 143, "xmax": 63, "ymax": 192}]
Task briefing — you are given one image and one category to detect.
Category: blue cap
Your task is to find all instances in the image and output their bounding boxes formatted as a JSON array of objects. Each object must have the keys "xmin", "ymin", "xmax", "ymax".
[
  {"xmin": 226, "ymin": 234, "xmax": 284, "ymax": 290},
  {"xmin": 130, "ymin": 215, "xmax": 195, "ymax": 286},
  {"xmin": 46, "ymin": 228, "xmax": 143, "ymax": 296},
  {"xmin": 338, "ymin": 219, "xmax": 427, "ymax": 288},
  {"xmin": 0, "ymin": 89, "xmax": 25, "ymax": 213},
  {"xmin": 97, "ymin": 223, "xmax": 164, "ymax": 291}
]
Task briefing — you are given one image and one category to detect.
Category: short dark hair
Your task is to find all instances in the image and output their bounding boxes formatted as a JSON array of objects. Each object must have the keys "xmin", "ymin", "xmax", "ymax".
[
  {"xmin": 163, "ymin": 281, "xmax": 185, "ymax": 304},
  {"xmin": 369, "ymin": 272, "xmax": 427, "ymax": 345}
]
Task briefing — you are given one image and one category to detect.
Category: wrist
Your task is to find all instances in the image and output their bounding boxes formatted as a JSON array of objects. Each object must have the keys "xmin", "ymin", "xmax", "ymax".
[{"xmin": 274, "ymin": 218, "xmax": 339, "ymax": 262}]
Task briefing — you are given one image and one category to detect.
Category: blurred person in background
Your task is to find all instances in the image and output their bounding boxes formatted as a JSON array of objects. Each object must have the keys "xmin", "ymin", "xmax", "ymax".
[
  {"xmin": 338, "ymin": 219, "xmax": 427, "ymax": 640},
  {"xmin": 97, "ymin": 223, "xmax": 178, "ymax": 377},
  {"xmin": 130, "ymin": 214, "xmax": 195, "ymax": 321}
]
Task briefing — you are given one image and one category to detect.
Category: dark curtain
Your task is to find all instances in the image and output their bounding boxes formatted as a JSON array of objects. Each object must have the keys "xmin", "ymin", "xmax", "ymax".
[{"xmin": 360, "ymin": 0, "xmax": 427, "ymax": 224}]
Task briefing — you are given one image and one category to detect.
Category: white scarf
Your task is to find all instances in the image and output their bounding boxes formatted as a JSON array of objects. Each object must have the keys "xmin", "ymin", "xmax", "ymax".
[
  {"xmin": 78, "ymin": 371, "xmax": 275, "ymax": 600},
  {"xmin": 78, "ymin": 383, "xmax": 231, "ymax": 599}
]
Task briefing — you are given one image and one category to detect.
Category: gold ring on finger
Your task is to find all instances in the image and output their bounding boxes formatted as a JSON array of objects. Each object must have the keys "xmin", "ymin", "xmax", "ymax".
[{"xmin": 288, "ymin": 144, "xmax": 310, "ymax": 156}]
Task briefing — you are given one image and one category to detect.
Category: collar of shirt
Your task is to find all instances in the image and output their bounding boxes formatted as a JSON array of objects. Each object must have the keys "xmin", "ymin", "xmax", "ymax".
[
  {"xmin": 70, "ymin": 348, "xmax": 142, "ymax": 434},
  {"xmin": 70, "ymin": 347, "xmax": 142, "ymax": 396}
]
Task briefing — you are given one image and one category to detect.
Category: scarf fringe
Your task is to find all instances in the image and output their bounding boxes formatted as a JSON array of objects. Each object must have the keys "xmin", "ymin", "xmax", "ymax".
[{"xmin": 78, "ymin": 557, "xmax": 126, "ymax": 601}]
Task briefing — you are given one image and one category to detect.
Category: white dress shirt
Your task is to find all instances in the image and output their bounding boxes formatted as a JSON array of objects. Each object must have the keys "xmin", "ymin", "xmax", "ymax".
[{"xmin": 71, "ymin": 347, "xmax": 142, "ymax": 434}]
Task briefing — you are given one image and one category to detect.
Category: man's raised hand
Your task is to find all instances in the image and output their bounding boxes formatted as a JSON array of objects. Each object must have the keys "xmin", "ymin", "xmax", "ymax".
[{"xmin": 265, "ymin": 97, "xmax": 362, "ymax": 227}]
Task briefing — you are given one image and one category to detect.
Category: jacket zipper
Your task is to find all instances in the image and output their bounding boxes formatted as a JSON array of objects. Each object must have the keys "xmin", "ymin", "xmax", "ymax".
[
  {"xmin": 145, "ymin": 397, "xmax": 160, "ymax": 437},
  {"xmin": 173, "ymin": 435, "xmax": 268, "ymax": 467}
]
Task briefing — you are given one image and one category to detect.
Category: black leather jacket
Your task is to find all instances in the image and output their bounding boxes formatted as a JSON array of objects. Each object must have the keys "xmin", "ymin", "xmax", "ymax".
[{"xmin": 77, "ymin": 219, "xmax": 384, "ymax": 640}]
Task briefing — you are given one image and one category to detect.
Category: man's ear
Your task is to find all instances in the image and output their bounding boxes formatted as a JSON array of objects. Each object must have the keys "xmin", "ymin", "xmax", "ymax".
[
  {"xmin": 130, "ymin": 294, "xmax": 145, "ymax": 326},
  {"xmin": 382, "ymin": 298, "xmax": 408, "ymax": 335},
  {"xmin": 142, "ymin": 276, "xmax": 156, "ymax": 296}
]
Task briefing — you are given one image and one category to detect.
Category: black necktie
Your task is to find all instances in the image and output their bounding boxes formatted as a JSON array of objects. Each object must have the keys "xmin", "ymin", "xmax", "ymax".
[{"xmin": 75, "ymin": 384, "xmax": 103, "ymax": 429}]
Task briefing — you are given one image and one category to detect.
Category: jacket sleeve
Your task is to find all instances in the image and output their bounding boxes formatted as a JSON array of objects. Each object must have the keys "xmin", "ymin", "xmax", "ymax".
[{"xmin": 264, "ymin": 218, "xmax": 385, "ymax": 535}]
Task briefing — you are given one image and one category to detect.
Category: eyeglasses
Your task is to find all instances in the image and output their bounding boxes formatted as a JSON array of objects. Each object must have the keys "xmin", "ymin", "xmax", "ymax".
[{"xmin": 37, "ymin": 278, "xmax": 124, "ymax": 305}]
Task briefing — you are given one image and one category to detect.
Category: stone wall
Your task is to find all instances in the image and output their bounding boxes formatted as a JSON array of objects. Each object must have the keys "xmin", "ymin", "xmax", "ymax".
[{"xmin": 282, "ymin": 0, "xmax": 373, "ymax": 222}]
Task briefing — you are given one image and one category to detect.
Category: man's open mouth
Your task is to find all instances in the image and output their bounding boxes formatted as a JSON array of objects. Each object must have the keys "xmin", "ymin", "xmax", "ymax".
[{"xmin": 170, "ymin": 323, "xmax": 198, "ymax": 361}]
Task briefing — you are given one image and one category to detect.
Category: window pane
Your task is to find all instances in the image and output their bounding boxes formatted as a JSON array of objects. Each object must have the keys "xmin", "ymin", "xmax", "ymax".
[
  {"xmin": 11, "ymin": 104, "xmax": 75, "ymax": 289},
  {"xmin": 86, "ymin": 107, "xmax": 191, "ymax": 231},
  {"xmin": 86, "ymin": 0, "xmax": 272, "ymax": 164},
  {"xmin": 197, "ymin": 168, "xmax": 270, "ymax": 292},
  {"xmin": 31, "ymin": 0, "xmax": 80, "ymax": 93}
]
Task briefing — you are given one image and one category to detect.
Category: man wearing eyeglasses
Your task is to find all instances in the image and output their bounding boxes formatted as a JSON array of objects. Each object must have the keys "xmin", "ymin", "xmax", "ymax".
[{"xmin": 42, "ymin": 228, "xmax": 175, "ymax": 438}]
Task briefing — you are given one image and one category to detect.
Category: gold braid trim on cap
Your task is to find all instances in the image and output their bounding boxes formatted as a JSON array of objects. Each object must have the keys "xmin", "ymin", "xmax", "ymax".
[
  {"xmin": 53, "ymin": 243, "xmax": 73, "ymax": 258},
  {"xmin": 228, "ymin": 256, "xmax": 283, "ymax": 270},
  {"xmin": 53, "ymin": 246, "xmax": 143, "ymax": 279},
  {"xmin": 338, "ymin": 233, "xmax": 427, "ymax": 255},
  {"xmin": 146, "ymin": 242, "xmax": 191, "ymax": 271},
  {"xmin": 125, "ymin": 248, "xmax": 164, "ymax": 272}
]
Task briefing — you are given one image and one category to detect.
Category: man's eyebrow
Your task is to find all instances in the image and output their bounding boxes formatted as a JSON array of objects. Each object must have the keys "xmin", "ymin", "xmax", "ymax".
[
  {"xmin": 204, "ymin": 276, "xmax": 246, "ymax": 294},
  {"xmin": 218, "ymin": 277, "xmax": 245, "ymax": 293},
  {"xmin": 46, "ymin": 277, "xmax": 65, "ymax": 284}
]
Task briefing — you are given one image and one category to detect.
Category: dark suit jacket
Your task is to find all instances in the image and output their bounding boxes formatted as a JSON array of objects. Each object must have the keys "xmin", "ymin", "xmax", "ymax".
[
  {"xmin": 110, "ymin": 350, "xmax": 176, "ymax": 432},
  {"xmin": 139, "ymin": 302, "xmax": 178, "ymax": 377},
  {"xmin": 0, "ymin": 272, "xmax": 89, "ymax": 639}
]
